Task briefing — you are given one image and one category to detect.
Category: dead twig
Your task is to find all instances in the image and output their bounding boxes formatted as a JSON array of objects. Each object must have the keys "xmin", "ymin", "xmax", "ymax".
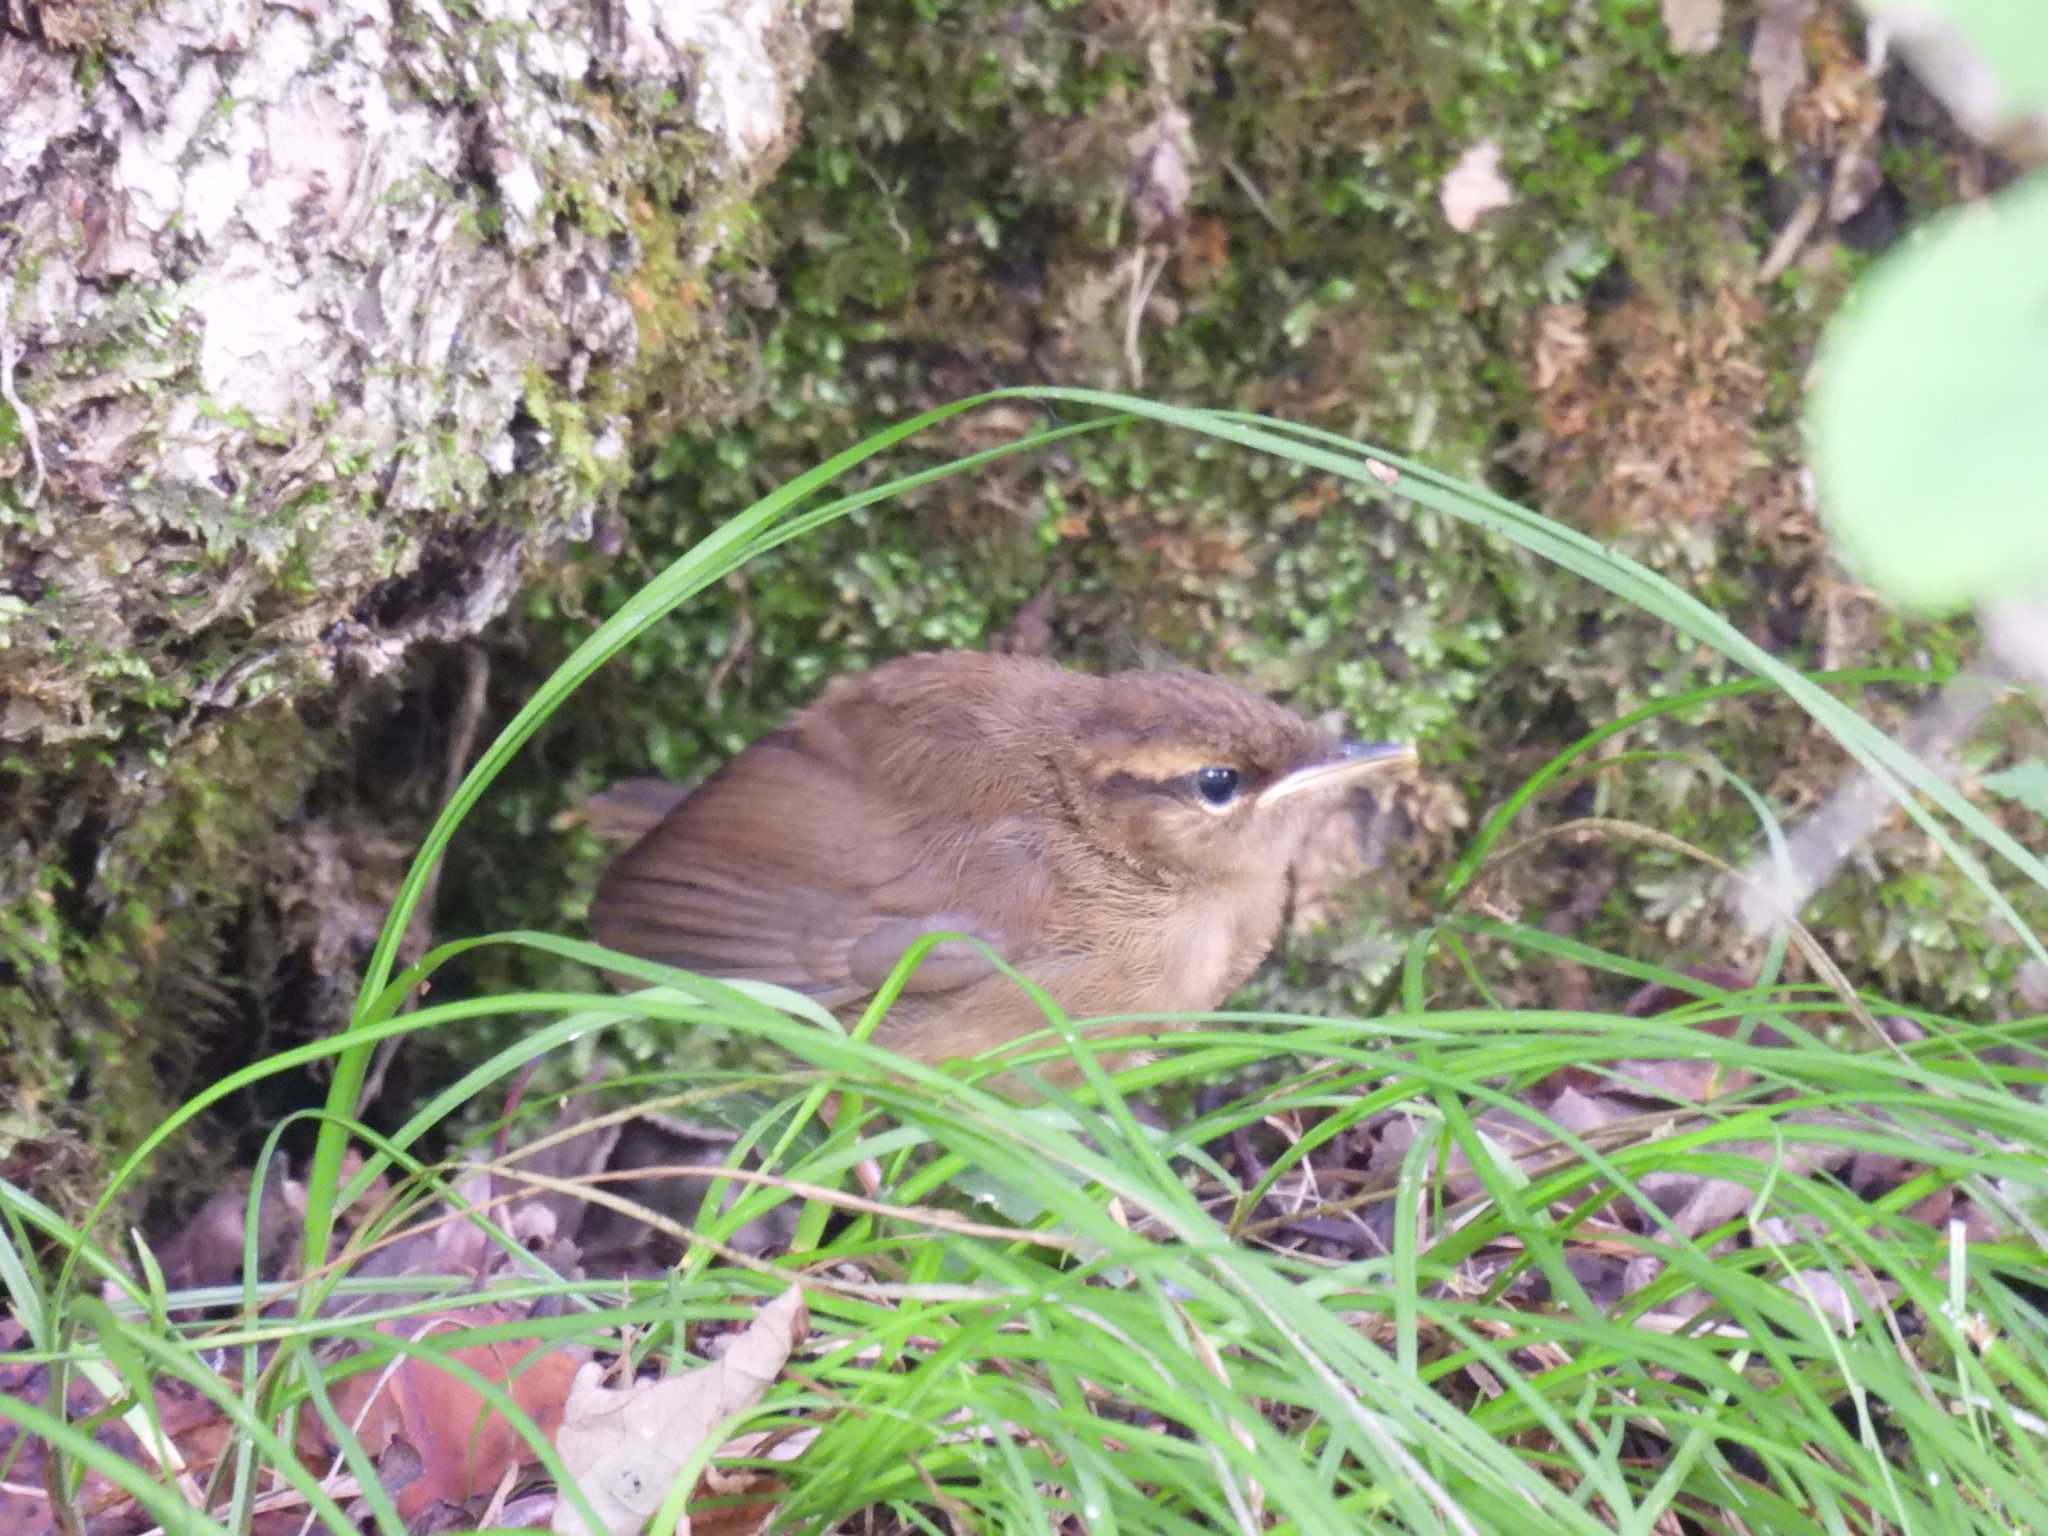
[{"xmin": 356, "ymin": 644, "xmax": 493, "ymax": 1116}]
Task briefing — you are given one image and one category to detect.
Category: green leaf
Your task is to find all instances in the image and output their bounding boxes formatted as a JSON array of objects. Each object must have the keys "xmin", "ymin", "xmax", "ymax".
[
  {"xmin": 1810, "ymin": 170, "xmax": 2048, "ymax": 614},
  {"xmin": 1982, "ymin": 758, "xmax": 2048, "ymax": 820}
]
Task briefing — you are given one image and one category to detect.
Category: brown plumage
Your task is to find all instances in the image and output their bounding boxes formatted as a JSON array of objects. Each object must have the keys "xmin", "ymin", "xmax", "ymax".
[{"xmin": 590, "ymin": 651, "xmax": 1414, "ymax": 1065}]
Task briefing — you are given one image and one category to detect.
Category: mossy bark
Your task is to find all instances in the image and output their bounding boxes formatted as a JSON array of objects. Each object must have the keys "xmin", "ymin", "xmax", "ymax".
[{"xmin": 0, "ymin": 0, "xmax": 844, "ymax": 1179}]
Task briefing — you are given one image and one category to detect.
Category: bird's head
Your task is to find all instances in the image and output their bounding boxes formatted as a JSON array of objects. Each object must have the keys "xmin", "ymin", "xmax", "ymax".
[{"xmin": 1055, "ymin": 669, "xmax": 1416, "ymax": 885}]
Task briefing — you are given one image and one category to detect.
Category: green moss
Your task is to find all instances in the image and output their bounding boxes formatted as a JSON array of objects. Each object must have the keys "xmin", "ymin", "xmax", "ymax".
[
  {"xmin": 439, "ymin": 0, "xmax": 2044, "ymax": 1063},
  {"xmin": 0, "ymin": 705, "xmax": 330, "ymax": 1186},
  {"xmin": 1879, "ymin": 137, "xmax": 1961, "ymax": 219}
]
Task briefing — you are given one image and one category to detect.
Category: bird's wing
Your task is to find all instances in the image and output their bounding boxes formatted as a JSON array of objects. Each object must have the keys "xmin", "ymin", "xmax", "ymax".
[
  {"xmin": 578, "ymin": 777, "xmax": 692, "ymax": 844},
  {"xmin": 588, "ymin": 733, "xmax": 1017, "ymax": 1009}
]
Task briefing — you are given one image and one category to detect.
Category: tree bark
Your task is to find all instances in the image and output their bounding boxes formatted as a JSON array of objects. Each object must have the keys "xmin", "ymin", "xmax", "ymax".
[{"xmin": 0, "ymin": 0, "xmax": 842, "ymax": 1158}]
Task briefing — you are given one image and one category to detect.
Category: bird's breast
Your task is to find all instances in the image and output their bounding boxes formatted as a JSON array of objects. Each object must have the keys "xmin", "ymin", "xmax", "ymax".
[
  {"xmin": 1027, "ymin": 871, "xmax": 1286, "ymax": 1020},
  {"xmin": 1153, "ymin": 879, "xmax": 1289, "ymax": 1013}
]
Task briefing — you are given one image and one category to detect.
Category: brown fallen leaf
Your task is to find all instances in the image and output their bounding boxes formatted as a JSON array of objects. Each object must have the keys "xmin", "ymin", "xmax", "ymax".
[
  {"xmin": 0, "ymin": 1330, "xmax": 238, "ymax": 1536},
  {"xmin": 552, "ymin": 1286, "xmax": 807, "ymax": 1536},
  {"xmin": 315, "ymin": 1305, "xmax": 590, "ymax": 1522}
]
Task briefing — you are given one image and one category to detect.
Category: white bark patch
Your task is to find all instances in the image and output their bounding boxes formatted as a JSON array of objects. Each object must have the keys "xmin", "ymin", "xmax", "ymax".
[
  {"xmin": 0, "ymin": 42, "xmax": 87, "ymax": 184},
  {"xmin": 616, "ymin": 0, "xmax": 794, "ymax": 163},
  {"xmin": 1751, "ymin": 0, "xmax": 1816, "ymax": 143},
  {"xmin": 0, "ymin": 0, "xmax": 839, "ymax": 743}
]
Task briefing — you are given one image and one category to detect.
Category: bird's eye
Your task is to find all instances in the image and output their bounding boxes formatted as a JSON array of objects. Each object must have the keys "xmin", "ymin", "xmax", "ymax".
[{"xmin": 1194, "ymin": 766, "xmax": 1241, "ymax": 808}]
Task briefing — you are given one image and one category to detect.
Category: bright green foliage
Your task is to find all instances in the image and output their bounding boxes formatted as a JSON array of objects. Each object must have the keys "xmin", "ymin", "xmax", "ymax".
[
  {"xmin": 1984, "ymin": 758, "xmax": 2048, "ymax": 820},
  {"xmin": 1812, "ymin": 3, "xmax": 2048, "ymax": 614},
  {"xmin": 1811, "ymin": 171, "xmax": 2048, "ymax": 613},
  {"xmin": 14, "ymin": 852, "xmax": 2048, "ymax": 1533}
]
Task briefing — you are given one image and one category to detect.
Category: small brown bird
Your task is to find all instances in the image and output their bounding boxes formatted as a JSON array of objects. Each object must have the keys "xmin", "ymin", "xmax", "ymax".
[{"xmin": 590, "ymin": 651, "xmax": 1415, "ymax": 1066}]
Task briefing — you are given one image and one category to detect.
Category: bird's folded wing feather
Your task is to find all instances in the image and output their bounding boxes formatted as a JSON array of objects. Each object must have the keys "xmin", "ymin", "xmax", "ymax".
[
  {"xmin": 578, "ymin": 777, "xmax": 693, "ymax": 844},
  {"xmin": 589, "ymin": 735, "xmax": 1012, "ymax": 1008}
]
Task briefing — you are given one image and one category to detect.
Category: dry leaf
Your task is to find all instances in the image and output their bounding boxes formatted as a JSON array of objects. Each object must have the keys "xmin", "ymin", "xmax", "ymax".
[
  {"xmin": 1751, "ymin": 0, "xmax": 1816, "ymax": 141},
  {"xmin": 0, "ymin": 1331, "xmax": 238, "ymax": 1535},
  {"xmin": 1662, "ymin": 0, "xmax": 1724, "ymax": 55},
  {"xmin": 1128, "ymin": 110, "xmax": 1195, "ymax": 235},
  {"xmin": 552, "ymin": 1286, "xmax": 808, "ymax": 1536},
  {"xmin": 1439, "ymin": 140, "xmax": 1513, "ymax": 232},
  {"xmin": 317, "ymin": 1307, "xmax": 589, "ymax": 1522},
  {"xmin": 1531, "ymin": 303, "xmax": 1589, "ymax": 391}
]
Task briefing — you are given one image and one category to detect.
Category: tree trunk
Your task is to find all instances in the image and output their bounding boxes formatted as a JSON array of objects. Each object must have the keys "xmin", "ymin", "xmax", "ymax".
[{"xmin": 0, "ymin": 0, "xmax": 842, "ymax": 1164}]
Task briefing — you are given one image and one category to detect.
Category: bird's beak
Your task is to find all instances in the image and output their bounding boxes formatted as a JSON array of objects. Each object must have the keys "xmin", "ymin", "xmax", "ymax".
[{"xmin": 1257, "ymin": 740, "xmax": 1418, "ymax": 809}]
